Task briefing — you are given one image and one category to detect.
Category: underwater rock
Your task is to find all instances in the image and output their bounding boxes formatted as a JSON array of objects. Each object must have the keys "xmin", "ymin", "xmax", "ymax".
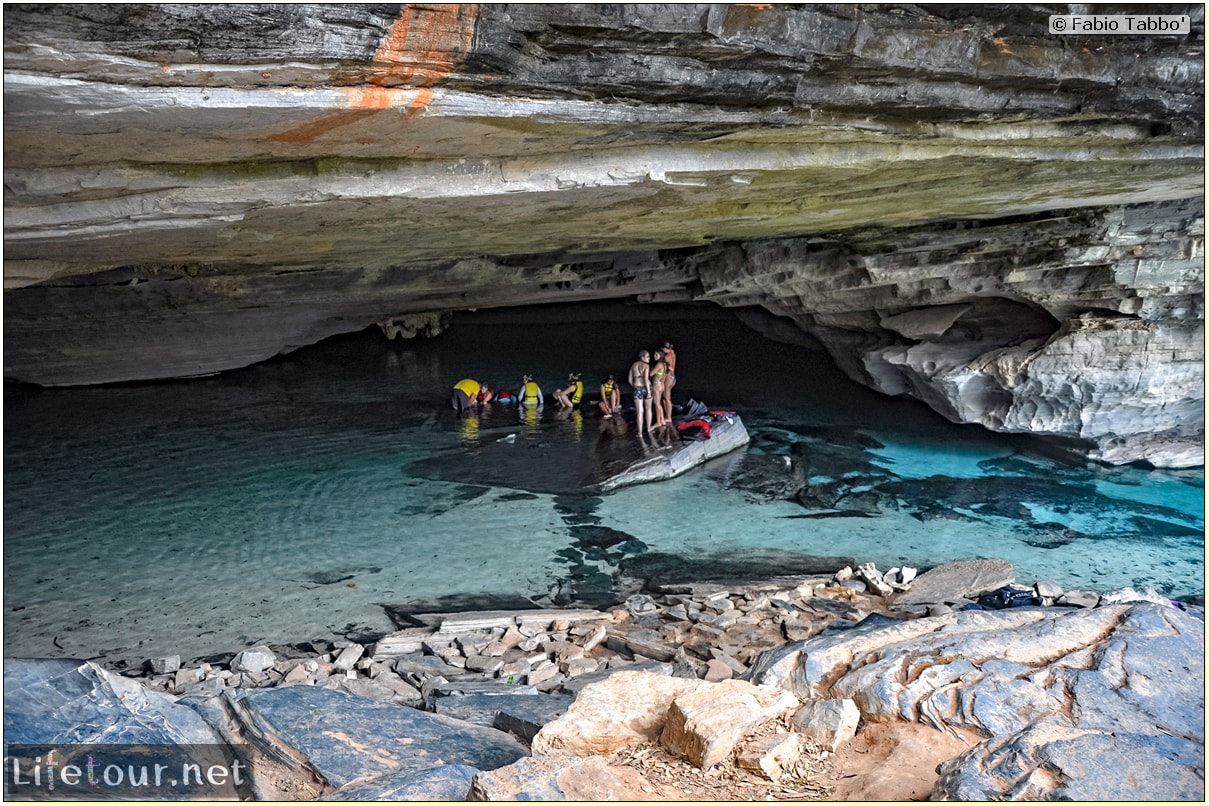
[
  {"xmin": 621, "ymin": 549, "xmax": 856, "ymax": 590},
  {"xmin": 706, "ymin": 451, "xmax": 806, "ymax": 502}
]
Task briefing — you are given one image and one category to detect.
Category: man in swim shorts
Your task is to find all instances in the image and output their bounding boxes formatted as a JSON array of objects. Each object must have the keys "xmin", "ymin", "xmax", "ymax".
[{"xmin": 628, "ymin": 350, "xmax": 652, "ymax": 436}]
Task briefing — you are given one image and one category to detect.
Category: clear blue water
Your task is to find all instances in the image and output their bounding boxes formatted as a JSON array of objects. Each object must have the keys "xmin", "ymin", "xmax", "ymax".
[{"xmin": 4, "ymin": 304, "xmax": 1203, "ymax": 666}]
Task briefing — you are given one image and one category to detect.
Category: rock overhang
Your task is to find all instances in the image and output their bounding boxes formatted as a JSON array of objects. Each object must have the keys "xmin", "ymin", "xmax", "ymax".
[{"xmin": 2, "ymin": 3, "xmax": 1204, "ymax": 467}]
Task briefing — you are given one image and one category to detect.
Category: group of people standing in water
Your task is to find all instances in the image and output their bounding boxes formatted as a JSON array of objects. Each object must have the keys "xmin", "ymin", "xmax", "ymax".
[
  {"xmin": 451, "ymin": 340, "xmax": 677, "ymax": 438},
  {"xmin": 627, "ymin": 341, "xmax": 676, "ymax": 437}
]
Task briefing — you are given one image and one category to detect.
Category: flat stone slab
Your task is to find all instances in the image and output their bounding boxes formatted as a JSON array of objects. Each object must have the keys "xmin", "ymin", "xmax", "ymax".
[
  {"xmin": 892, "ymin": 558, "xmax": 1016, "ymax": 606},
  {"xmin": 408, "ymin": 608, "xmax": 611, "ymax": 632},
  {"xmin": 494, "ymin": 695, "xmax": 576, "ymax": 744},
  {"xmin": 322, "ymin": 763, "xmax": 478, "ymax": 801},
  {"xmin": 229, "ymin": 686, "xmax": 527, "ymax": 790},
  {"xmin": 433, "ymin": 692, "xmax": 572, "ymax": 735},
  {"xmin": 424, "ymin": 679, "xmax": 539, "ymax": 710}
]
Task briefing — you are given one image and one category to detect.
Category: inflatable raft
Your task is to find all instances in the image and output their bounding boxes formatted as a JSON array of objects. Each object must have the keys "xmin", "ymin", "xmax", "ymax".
[{"xmin": 594, "ymin": 411, "xmax": 750, "ymax": 493}]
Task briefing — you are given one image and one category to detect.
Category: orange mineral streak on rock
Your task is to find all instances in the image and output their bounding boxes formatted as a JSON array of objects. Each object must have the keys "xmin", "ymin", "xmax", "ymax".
[
  {"xmin": 365, "ymin": 3, "xmax": 478, "ymax": 103},
  {"xmin": 270, "ymin": 4, "xmax": 477, "ymax": 142},
  {"xmin": 268, "ymin": 109, "xmax": 381, "ymax": 143}
]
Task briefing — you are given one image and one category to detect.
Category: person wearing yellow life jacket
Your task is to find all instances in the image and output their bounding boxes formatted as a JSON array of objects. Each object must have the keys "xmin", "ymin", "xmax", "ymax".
[
  {"xmin": 518, "ymin": 374, "xmax": 544, "ymax": 406},
  {"xmin": 451, "ymin": 378, "xmax": 482, "ymax": 413},
  {"xmin": 553, "ymin": 372, "xmax": 584, "ymax": 408},
  {"xmin": 598, "ymin": 374, "xmax": 621, "ymax": 418}
]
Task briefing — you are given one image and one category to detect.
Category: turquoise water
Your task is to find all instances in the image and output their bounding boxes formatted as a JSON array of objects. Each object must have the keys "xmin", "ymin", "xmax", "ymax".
[{"xmin": 4, "ymin": 304, "xmax": 1203, "ymax": 666}]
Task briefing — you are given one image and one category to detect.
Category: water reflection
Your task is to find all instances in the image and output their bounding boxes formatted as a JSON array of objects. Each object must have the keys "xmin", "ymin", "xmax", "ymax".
[
  {"xmin": 520, "ymin": 403, "xmax": 543, "ymax": 436},
  {"xmin": 555, "ymin": 407, "xmax": 585, "ymax": 441},
  {"xmin": 459, "ymin": 410, "xmax": 482, "ymax": 443}
]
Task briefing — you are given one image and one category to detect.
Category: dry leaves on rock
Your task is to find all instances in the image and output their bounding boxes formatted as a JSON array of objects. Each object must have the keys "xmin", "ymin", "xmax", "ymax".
[{"xmin": 610, "ymin": 716, "xmax": 836, "ymax": 802}]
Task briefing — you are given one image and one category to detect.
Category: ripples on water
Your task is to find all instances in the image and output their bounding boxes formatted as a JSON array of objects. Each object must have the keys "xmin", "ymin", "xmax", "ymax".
[{"xmin": 4, "ymin": 304, "xmax": 1203, "ymax": 665}]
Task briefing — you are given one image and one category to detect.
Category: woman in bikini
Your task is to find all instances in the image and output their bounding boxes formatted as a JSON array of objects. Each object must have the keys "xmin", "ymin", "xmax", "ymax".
[
  {"xmin": 650, "ymin": 349, "xmax": 670, "ymax": 428},
  {"xmin": 661, "ymin": 340, "xmax": 676, "ymax": 424}
]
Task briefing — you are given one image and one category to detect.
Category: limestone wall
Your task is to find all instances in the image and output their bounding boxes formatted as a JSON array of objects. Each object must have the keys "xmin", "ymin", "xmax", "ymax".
[{"xmin": 3, "ymin": 4, "xmax": 1203, "ymax": 465}]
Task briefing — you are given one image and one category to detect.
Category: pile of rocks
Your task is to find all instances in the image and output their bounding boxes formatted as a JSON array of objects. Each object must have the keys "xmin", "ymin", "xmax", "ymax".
[
  {"xmin": 10, "ymin": 558, "xmax": 1200, "ymax": 802},
  {"xmin": 134, "ymin": 572, "xmax": 888, "ymax": 704},
  {"xmin": 131, "ymin": 558, "xmax": 1123, "ymax": 709}
]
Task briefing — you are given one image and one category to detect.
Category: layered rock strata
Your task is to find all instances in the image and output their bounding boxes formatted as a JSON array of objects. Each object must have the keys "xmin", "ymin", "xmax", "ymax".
[{"xmin": 3, "ymin": 4, "xmax": 1204, "ymax": 466}]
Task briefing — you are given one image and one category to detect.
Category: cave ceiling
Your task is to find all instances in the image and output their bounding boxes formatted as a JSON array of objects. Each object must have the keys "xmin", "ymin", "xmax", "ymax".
[{"xmin": 3, "ymin": 3, "xmax": 1204, "ymax": 466}]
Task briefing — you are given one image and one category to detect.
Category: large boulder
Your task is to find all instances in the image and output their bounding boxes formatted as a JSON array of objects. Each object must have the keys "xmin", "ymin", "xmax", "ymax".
[
  {"xmin": 3, "ymin": 658, "xmax": 243, "ymax": 800},
  {"xmin": 934, "ymin": 716, "xmax": 1205, "ymax": 801},
  {"xmin": 4, "ymin": 658, "xmax": 222, "ymax": 745},
  {"xmin": 746, "ymin": 602, "xmax": 1205, "ymax": 800},
  {"xmin": 660, "ymin": 679, "xmax": 799, "ymax": 769},
  {"xmin": 227, "ymin": 686, "xmax": 528, "ymax": 791},
  {"xmin": 532, "ymin": 671, "xmax": 701, "ymax": 756},
  {"xmin": 596, "ymin": 415, "xmax": 752, "ymax": 492}
]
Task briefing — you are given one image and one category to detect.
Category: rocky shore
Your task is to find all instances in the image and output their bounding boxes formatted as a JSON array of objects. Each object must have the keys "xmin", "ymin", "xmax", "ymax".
[{"xmin": 6, "ymin": 558, "xmax": 1203, "ymax": 801}]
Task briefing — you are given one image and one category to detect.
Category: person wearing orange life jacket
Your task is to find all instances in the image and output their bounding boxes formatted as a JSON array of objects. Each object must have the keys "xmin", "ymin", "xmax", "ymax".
[
  {"xmin": 553, "ymin": 372, "xmax": 584, "ymax": 408},
  {"xmin": 518, "ymin": 374, "xmax": 544, "ymax": 406}
]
